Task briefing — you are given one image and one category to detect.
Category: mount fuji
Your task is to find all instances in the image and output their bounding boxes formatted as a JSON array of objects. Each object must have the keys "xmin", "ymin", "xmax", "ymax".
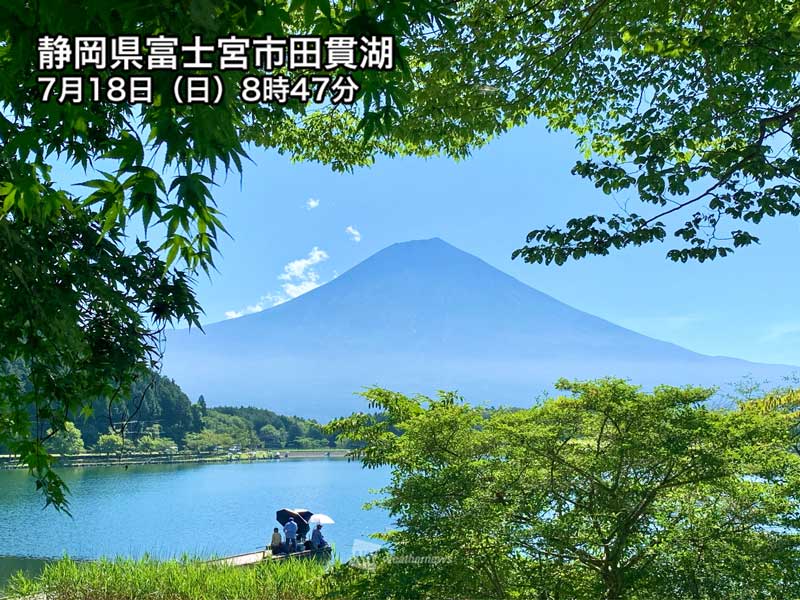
[{"xmin": 163, "ymin": 238, "xmax": 796, "ymax": 419}]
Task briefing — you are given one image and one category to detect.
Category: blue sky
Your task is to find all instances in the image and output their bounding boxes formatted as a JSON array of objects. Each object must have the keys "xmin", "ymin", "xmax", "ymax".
[{"xmin": 57, "ymin": 120, "xmax": 800, "ymax": 368}]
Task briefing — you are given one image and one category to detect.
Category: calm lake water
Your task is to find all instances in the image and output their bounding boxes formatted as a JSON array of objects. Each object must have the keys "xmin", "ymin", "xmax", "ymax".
[{"xmin": 0, "ymin": 459, "xmax": 391, "ymax": 588}]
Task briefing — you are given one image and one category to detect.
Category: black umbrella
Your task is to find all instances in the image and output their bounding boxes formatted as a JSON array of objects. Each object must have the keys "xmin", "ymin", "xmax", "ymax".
[
  {"xmin": 293, "ymin": 508, "xmax": 314, "ymax": 522},
  {"xmin": 276, "ymin": 508, "xmax": 310, "ymax": 537}
]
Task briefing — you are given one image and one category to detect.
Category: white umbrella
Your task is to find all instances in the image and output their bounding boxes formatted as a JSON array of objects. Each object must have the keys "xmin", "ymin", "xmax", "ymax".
[{"xmin": 309, "ymin": 513, "xmax": 335, "ymax": 525}]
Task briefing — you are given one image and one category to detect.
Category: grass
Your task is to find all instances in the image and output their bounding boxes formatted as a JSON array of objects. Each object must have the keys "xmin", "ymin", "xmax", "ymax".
[{"xmin": 5, "ymin": 556, "xmax": 333, "ymax": 600}]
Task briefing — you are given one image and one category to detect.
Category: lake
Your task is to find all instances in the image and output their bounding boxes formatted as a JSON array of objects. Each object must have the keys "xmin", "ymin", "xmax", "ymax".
[{"xmin": 0, "ymin": 459, "xmax": 391, "ymax": 588}]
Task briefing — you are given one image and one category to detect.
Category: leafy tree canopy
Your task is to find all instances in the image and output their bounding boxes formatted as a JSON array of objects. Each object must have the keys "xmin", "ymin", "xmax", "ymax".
[
  {"xmin": 259, "ymin": 423, "xmax": 288, "ymax": 448},
  {"xmin": 487, "ymin": 0, "xmax": 800, "ymax": 264},
  {"xmin": 202, "ymin": 409, "xmax": 260, "ymax": 449},
  {"xmin": 137, "ymin": 434, "xmax": 176, "ymax": 453},
  {"xmin": 44, "ymin": 421, "xmax": 85, "ymax": 456},
  {"xmin": 328, "ymin": 379, "xmax": 800, "ymax": 600},
  {"xmin": 183, "ymin": 428, "xmax": 234, "ymax": 453},
  {"xmin": 0, "ymin": 0, "xmax": 496, "ymax": 509},
  {"xmin": 95, "ymin": 431, "xmax": 125, "ymax": 455}
]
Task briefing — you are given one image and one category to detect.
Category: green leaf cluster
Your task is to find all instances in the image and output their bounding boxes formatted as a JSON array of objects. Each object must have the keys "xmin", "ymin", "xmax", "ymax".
[{"xmin": 483, "ymin": 0, "xmax": 800, "ymax": 263}]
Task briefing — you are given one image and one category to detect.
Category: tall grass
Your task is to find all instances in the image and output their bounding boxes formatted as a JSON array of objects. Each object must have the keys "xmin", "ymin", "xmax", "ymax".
[{"xmin": 5, "ymin": 556, "xmax": 331, "ymax": 600}]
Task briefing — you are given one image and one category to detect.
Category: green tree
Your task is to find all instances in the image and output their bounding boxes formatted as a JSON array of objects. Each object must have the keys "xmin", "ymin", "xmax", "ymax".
[
  {"xmin": 1, "ymin": 212, "xmax": 199, "ymax": 509},
  {"xmin": 259, "ymin": 424, "xmax": 288, "ymax": 449},
  {"xmin": 138, "ymin": 435, "xmax": 177, "ymax": 453},
  {"xmin": 184, "ymin": 429, "xmax": 234, "ymax": 453},
  {"xmin": 45, "ymin": 422, "xmax": 85, "ymax": 456},
  {"xmin": 328, "ymin": 380, "xmax": 800, "ymax": 600},
  {"xmin": 135, "ymin": 423, "xmax": 176, "ymax": 452},
  {"xmin": 144, "ymin": 380, "xmax": 200, "ymax": 445},
  {"xmin": 95, "ymin": 431, "xmax": 125, "ymax": 455},
  {"xmin": 216, "ymin": 405, "xmax": 333, "ymax": 447},
  {"xmin": 292, "ymin": 436, "xmax": 324, "ymax": 449},
  {"xmin": 141, "ymin": 424, "xmax": 162, "ymax": 438},
  {"xmin": 203, "ymin": 410, "xmax": 260, "ymax": 449}
]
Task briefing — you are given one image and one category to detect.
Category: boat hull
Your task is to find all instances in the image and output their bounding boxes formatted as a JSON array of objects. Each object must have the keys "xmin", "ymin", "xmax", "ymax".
[{"xmin": 209, "ymin": 546, "xmax": 332, "ymax": 567}]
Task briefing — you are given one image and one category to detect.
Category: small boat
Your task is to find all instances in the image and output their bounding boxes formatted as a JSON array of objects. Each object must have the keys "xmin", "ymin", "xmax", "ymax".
[
  {"xmin": 208, "ymin": 507, "xmax": 333, "ymax": 567},
  {"xmin": 208, "ymin": 545, "xmax": 332, "ymax": 567},
  {"xmin": 272, "ymin": 545, "xmax": 333, "ymax": 562}
]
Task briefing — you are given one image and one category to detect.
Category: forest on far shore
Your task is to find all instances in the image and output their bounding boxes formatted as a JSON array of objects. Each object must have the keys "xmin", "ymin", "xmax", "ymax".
[{"xmin": 1, "ymin": 363, "xmax": 346, "ymax": 456}]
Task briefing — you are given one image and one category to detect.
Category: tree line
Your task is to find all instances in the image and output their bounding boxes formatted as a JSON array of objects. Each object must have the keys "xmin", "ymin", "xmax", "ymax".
[{"xmin": 2, "ymin": 367, "xmax": 344, "ymax": 456}]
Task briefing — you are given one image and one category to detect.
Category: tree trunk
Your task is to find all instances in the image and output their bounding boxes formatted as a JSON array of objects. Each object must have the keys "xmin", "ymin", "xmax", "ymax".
[{"xmin": 601, "ymin": 567, "xmax": 625, "ymax": 600}]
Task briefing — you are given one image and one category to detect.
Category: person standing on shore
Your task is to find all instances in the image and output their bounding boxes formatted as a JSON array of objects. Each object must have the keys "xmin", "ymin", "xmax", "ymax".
[{"xmin": 283, "ymin": 517, "xmax": 298, "ymax": 553}]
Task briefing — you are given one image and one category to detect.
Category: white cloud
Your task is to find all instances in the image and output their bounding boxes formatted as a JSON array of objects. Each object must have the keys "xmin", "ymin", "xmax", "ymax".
[
  {"xmin": 279, "ymin": 247, "xmax": 329, "ymax": 281},
  {"xmin": 279, "ymin": 247, "xmax": 328, "ymax": 299},
  {"xmin": 282, "ymin": 279, "xmax": 321, "ymax": 299},
  {"xmin": 223, "ymin": 299, "xmax": 271, "ymax": 320},
  {"xmin": 224, "ymin": 248, "xmax": 329, "ymax": 319},
  {"xmin": 306, "ymin": 198, "xmax": 320, "ymax": 210},
  {"xmin": 345, "ymin": 225, "xmax": 361, "ymax": 242}
]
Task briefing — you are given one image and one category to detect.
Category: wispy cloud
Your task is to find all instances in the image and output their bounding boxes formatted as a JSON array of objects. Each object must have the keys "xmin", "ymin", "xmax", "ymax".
[
  {"xmin": 345, "ymin": 225, "xmax": 361, "ymax": 242},
  {"xmin": 223, "ymin": 293, "xmax": 285, "ymax": 319},
  {"xmin": 306, "ymin": 197, "xmax": 320, "ymax": 210},
  {"xmin": 224, "ymin": 248, "xmax": 329, "ymax": 319}
]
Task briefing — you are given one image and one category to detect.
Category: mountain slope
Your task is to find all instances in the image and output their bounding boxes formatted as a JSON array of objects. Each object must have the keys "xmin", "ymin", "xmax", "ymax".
[{"xmin": 163, "ymin": 238, "xmax": 796, "ymax": 419}]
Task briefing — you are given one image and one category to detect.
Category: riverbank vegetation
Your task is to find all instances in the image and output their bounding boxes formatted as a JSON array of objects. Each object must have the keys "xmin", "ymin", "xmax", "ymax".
[
  {"xmin": 328, "ymin": 378, "xmax": 800, "ymax": 600},
  {"xmin": 5, "ymin": 557, "xmax": 330, "ymax": 600}
]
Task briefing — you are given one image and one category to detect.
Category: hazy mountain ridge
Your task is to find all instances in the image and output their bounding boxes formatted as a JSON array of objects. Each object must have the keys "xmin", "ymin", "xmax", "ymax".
[{"xmin": 164, "ymin": 238, "xmax": 796, "ymax": 419}]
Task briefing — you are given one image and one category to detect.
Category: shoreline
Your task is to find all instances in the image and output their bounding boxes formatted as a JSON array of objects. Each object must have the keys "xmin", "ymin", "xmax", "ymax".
[{"xmin": 0, "ymin": 449, "xmax": 352, "ymax": 471}]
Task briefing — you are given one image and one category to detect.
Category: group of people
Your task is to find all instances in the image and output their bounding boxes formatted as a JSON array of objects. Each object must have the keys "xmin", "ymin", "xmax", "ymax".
[{"xmin": 269, "ymin": 516, "xmax": 328, "ymax": 555}]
